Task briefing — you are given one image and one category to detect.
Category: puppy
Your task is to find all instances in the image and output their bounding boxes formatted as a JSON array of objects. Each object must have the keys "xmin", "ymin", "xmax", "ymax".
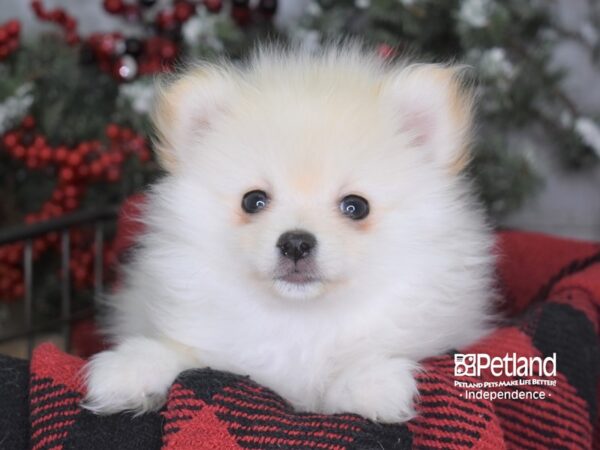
[{"xmin": 84, "ymin": 45, "xmax": 495, "ymax": 423}]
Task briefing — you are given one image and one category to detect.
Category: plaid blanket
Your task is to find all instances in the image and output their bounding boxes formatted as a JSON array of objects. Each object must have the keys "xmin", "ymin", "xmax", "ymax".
[{"xmin": 1, "ymin": 230, "xmax": 599, "ymax": 449}]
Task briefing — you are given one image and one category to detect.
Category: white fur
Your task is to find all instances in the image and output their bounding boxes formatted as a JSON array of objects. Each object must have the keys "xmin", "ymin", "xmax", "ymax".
[{"xmin": 83, "ymin": 45, "xmax": 495, "ymax": 422}]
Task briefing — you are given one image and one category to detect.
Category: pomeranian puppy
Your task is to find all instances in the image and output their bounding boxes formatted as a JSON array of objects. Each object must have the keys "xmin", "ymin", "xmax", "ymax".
[{"xmin": 84, "ymin": 45, "xmax": 495, "ymax": 423}]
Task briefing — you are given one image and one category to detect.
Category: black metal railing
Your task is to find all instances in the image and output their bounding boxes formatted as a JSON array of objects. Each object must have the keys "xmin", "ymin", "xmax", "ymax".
[{"xmin": 0, "ymin": 206, "xmax": 119, "ymax": 357}]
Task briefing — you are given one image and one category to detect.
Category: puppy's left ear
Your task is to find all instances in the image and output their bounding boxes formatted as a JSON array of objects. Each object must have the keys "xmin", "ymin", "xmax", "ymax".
[{"xmin": 388, "ymin": 65, "xmax": 474, "ymax": 173}]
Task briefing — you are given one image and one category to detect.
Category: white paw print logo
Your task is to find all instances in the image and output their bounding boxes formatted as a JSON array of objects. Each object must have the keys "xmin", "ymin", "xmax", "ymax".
[{"xmin": 454, "ymin": 354, "xmax": 477, "ymax": 376}]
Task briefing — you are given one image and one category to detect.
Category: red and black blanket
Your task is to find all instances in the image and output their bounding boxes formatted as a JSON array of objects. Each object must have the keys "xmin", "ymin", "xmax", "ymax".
[{"xmin": 1, "ymin": 229, "xmax": 600, "ymax": 450}]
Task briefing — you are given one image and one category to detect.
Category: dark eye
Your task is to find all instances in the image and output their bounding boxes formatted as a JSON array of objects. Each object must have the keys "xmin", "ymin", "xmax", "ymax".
[
  {"xmin": 340, "ymin": 195, "xmax": 369, "ymax": 220},
  {"xmin": 242, "ymin": 190, "xmax": 269, "ymax": 214}
]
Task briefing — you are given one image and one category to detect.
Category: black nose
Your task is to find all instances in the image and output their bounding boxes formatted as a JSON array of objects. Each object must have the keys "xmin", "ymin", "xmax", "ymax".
[{"xmin": 276, "ymin": 230, "xmax": 317, "ymax": 262}]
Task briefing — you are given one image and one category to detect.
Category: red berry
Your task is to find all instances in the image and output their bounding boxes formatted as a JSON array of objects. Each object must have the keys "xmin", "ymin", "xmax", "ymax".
[
  {"xmin": 26, "ymin": 144, "xmax": 37, "ymax": 157},
  {"xmin": 106, "ymin": 124, "xmax": 120, "ymax": 140},
  {"xmin": 123, "ymin": 4, "xmax": 140, "ymax": 20},
  {"xmin": 65, "ymin": 185, "xmax": 78, "ymax": 198},
  {"xmin": 34, "ymin": 239, "xmax": 48, "ymax": 254},
  {"xmin": 6, "ymin": 20, "xmax": 20, "ymax": 37},
  {"xmin": 31, "ymin": 0, "xmax": 43, "ymax": 14},
  {"xmin": 13, "ymin": 145, "xmax": 26, "ymax": 159},
  {"xmin": 13, "ymin": 284, "xmax": 25, "ymax": 298},
  {"xmin": 64, "ymin": 197, "xmax": 78, "ymax": 211},
  {"xmin": 100, "ymin": 153, "xmax": 112, "ymax": 167},
  {"xmin": 98, "ymin": 34, "xmax": 118, "ymax": 55},
  {"xmin": 67, "ymin": 151, "xmax": 82, "ymax": 167},
  {"xmin": 40, "ymin": 201, "xmax": 52, "ymax": 213},
  {"xmin": 231, "ymin": 5, "xmax": 251, "ymax": 26},
  {"xmin": 0, "ymin": 277, "xmax": 10, "ymax": 292},
  {"xmin": 147, "ymin": 57, "xmax": 162, "ymax": 73},
  {"xmin": 50, "ymin": 9, "xmax": 67, "ymax": 24},
  {"xmin": 81, "ymin": 252, "xmax": 93, "ymax": 266},
  {"xmin": 39, "ymin": 146, "xmax": 52, "ymax": 162},
  {"xmin": 204, "ymin": 0, "xmax": 223, "ymax": 13},
  {"xmin": 2, "ymin": 132, "xmax": 18, "ymax": 148},
  {"xmin": 26, "ymin": 157, "xmax": 39, "ymax": 169},
  {"xmin": 103, "ymin": 0, "xmax": 124, "ymax": 14},
  {"xmin": 90, "ymin": 161, "xmax": 104, "ymax": 177},
  {"xmin": 78, "ymin": 142, "xmax": 92, "ymax": 155},
  {"xmin": 64, "ymin": 17, "xmax": 76, "ymax": 31},
  {"xmin": 139, "ymin": 148, "xmax": 151, "ymax": 162},
  {"xmin": 130, "ymin": 136, "xmax": 145, "ymax": 150},
  {"xmin": 156, "ymin": 10, "xmax": 176, "ymax": 29},
  {"xmin": 110, "ymin": 152, "xmax": 124, "ymax": 164},
  {"xmin": 74, "ymin": 267, "xmax": 87, "ymax": 282},
  {"xmin": 33, "ymin": 135, "xmax": 46, "ymax": 148},
  {"xmin": 174, "ymin": 2, "xmax": 195, "ymax": 22},
  {"xmin": 60, "ymin": 167, "xmax": 75, "ymax": 183},
  {"xmin": 106, "ymin": 167, "xmax": 121, "ymax": 182},
  {"xmin": 77, "ymin": 165, "xmax": 89, "ymax": 179},
  {"xmin": 54, "ymin": 146, "xmax": 68, "ymax": 163},
  {"xmin": 104, "ymin": 249, "xmax": 116, "ymax": 265},
  {"xmin": 52, "ymin": 189, "xmax": 65, "ymax": 202},
  {"xmin": 38, "ymin": 211, "xmax": 51, "ymax": 223},
  {"xmin": 160, "ymin": 42, "xmax": 177, "ymax": 60},
  {"xmin": 0, "ymin": 30, "xmax": 7, "ymax": 43},
  {"xmin": 120, "ymin": 128, "xmax": 133, "ymax": 141},
  {"xmin": 49, "ymin": 204, "xmax": 62, "ymax": 217},
  {"xmin": 7, "ymin": 249, "xmax": 21, "ymax": 264}
]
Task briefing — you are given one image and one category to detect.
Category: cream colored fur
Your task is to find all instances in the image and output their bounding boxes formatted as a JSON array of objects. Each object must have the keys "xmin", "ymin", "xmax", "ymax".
[{"xmin": 83, "ymin": 45, "xmax": 495, "ymax": 423}]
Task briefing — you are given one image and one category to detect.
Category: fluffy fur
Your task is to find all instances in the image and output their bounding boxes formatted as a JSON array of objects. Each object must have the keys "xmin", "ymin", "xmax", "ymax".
[{"xmin": 83, "ymin": 45, "xmax": 496, "ymax": 423}]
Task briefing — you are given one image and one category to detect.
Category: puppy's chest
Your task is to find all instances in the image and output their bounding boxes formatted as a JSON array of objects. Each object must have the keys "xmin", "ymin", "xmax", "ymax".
[
  {"xmin": 183, "ymin": 311, "xmax": 338, "ymax": 376},
  {"xmin": 173, "ymin": 302, "xmax": 395, "ymax": 381}
]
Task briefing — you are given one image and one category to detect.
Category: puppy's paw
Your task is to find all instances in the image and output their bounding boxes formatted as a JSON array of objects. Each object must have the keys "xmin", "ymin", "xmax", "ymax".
[
  {"xmin": 82, "ymin": 337, "xmax": 193, "ymax": 415},
  {"xmin": 322, "ymin": 357, "xmax": 419, "ymax": 423}
]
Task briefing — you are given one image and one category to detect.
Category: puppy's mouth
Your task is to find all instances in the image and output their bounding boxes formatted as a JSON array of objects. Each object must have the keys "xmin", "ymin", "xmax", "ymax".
[
  {"xmin": 274, "ymin": 257, "xmax": 321, "ymax": 283},
  {"xmin": 272, "ymin": 259, "xmax": 324, "ymax": 299},
  {"xmin": 276, "ymin": 270, "xmax": 319, "ymax": 285}
]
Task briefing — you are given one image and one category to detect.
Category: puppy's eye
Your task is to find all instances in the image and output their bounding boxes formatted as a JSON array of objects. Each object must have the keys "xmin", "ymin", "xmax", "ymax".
[
  {"xmin": 242, "ymin": 190, "xmax": 269, "ymax": 214},
  {"xmin": 340, "ymin": 195, "xmax": 369, "ymax": 220}
]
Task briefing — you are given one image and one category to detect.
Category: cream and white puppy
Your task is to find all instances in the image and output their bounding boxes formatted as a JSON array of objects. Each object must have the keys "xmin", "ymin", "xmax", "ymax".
[{"xmin": 83, "ymin": 45, "xmax": 495, "ymax": 423}]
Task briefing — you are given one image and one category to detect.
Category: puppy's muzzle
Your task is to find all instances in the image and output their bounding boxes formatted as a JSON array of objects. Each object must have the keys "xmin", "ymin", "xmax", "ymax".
[{"xmin": 276, "ymin": 230, "xmax": 316, "ymax": 262}]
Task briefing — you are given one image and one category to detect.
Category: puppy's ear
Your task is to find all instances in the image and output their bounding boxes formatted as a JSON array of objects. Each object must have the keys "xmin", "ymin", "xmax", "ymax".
[
  {"xmin": 152, "ymin": 66, "xmax": 233, "ymax": 172},
  {"xmin": 388, "ymin": 65, "xmax": 474, "ymax": 173}
]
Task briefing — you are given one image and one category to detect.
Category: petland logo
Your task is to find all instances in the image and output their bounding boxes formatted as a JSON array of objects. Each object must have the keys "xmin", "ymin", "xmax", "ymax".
[{"xmin": 454, "ymin": 353, "xmax": 557, "ymax": 377}]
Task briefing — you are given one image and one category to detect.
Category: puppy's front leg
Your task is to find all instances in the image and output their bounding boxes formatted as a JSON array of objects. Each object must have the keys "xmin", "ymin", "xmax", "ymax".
[
  {"xmin": 322, "ymin": 356, "xmax": 419, "ymax": 423},
  {"xmin": 83, "ymin": 336, "xmax": 197, "ymax": 414}
]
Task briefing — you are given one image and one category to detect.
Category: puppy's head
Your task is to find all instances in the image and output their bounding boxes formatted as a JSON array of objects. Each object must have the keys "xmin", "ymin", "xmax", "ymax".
[{"xmin": 152, "ymin": 49, "xmax": 474, "ymax": 302}]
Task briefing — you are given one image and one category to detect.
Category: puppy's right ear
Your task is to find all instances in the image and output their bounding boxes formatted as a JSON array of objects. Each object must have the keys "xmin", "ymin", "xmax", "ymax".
[{"xmin": 152, "ymin": 66, "xmax": 234, "ymax": 172}]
